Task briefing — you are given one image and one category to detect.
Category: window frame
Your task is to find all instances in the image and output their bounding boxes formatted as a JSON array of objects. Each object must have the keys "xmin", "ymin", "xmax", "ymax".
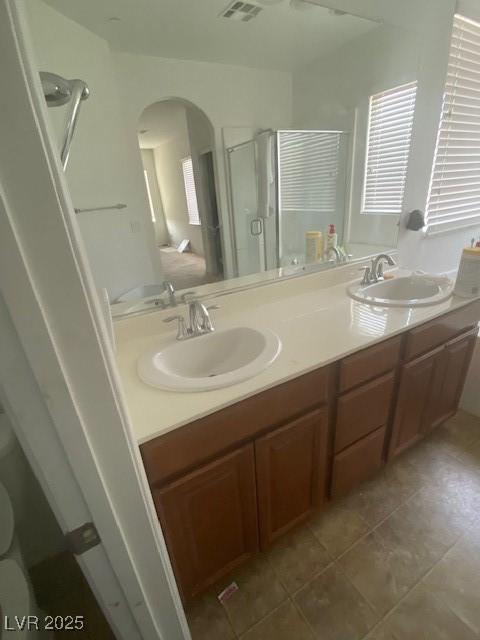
[{"xmin": 361, "ymin": 81, "xmax": 418, "ymax": 217}]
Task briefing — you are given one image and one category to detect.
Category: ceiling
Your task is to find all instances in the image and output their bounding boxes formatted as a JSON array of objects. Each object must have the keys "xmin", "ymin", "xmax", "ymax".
[
  {"xmin": 42, "ymin": 0, "xmax": 378, "ymax": 72},
  {"xmin": 138, "ymin": 101, "xmax": 188, "ymax": 148}
]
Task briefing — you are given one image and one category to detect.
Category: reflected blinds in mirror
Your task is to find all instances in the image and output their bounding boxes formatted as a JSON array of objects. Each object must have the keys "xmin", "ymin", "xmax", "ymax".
[
  {"xmin": 426, "ymin": 14, "xmax": 480, "ymax": 233},
  {"xmin": 182, "ymin": 157, "xmax": 201, "ymax": 226},
  {"xmin": 278, "ymin": 131, "xmax": 342, "ymax": 213},
  {"xmin": 362, "ymin": 81, "xmax": 417, "ymax": 215}
]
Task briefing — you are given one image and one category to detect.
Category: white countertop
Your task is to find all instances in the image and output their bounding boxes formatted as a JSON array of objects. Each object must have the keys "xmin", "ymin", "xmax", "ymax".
[{"xmin": 114, "ymin": 264, "xmax": 475, "ymax": 445}]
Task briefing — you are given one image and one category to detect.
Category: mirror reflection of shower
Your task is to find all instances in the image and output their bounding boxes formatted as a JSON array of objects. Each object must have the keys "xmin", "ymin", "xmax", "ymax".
[
  {"xmin": 39, "ymin": 71, "xmax": 89, "ymax": 170},
  {"xmin": 227, "ymin": 129, "xmax": 349, "ymax": 278}
]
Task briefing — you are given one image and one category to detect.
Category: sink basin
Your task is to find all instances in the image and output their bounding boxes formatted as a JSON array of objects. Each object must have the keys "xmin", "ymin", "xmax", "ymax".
[
  {"xmin": 138, "ymin": 326, "xmax": 282, "ymax": 392},
  {"xmin": 348, "ymin": 274, "xmax": 453, "ymax": 308}
]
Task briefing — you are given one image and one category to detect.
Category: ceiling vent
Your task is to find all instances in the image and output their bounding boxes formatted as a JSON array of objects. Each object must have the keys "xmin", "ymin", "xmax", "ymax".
[{"xmin": 220, "ymin": 1, "xmax": 263, "ymax": 22}]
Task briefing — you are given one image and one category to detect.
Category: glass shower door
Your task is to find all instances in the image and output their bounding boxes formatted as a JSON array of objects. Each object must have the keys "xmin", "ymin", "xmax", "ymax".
[
  {"xmin": 227, "ymin": 140, "xmax": 265, "ymax": 277},
  {"xmin": 227, "ymin": 138, "xmax": 279, "ymax": 278}
]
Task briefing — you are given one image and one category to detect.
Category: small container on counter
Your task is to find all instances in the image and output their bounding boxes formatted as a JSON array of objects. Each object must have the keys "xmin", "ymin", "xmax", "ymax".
[
  {"xmin": 454, "ymin": 247, "xmax": 480, "ymax": 298},
  {"xmin": 326, "ymin": 224, "xmax": 338, "ymax": 251},
  {"xmin": 305, "ymin": 231, "xmax": 324, "ymax": 264}
]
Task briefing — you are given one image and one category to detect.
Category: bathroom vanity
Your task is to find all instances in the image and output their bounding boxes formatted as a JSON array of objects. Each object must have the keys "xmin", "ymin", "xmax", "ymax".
[{"xmin": 138, "ymin": 297, "xmax": 480, "ymax": 602}]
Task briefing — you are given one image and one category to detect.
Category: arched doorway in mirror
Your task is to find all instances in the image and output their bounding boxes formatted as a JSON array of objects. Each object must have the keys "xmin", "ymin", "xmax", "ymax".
[{"xmin": 138, "ymin": 99, "xmax": 224, "ymax": 291}]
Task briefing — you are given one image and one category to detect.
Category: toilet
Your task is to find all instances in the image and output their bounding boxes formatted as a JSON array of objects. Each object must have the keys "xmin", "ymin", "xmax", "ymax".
[
  {"xmin": 0, "ymin": 482, "xmax": 49, "ymax": 638},
  {"xmin": 0, "ymin": 559, "xmax": 44, "ymax": 638},
  {"xmin": 0, "ymin": 412, "xmax": 29, "ymax": 525},
  {"xmin": 0, "ymin": 481, "xmax": 25, "ymax": 569},
  {"xmin": 0, "ymin": 414, "xmax": 51, "ymax": 638}
]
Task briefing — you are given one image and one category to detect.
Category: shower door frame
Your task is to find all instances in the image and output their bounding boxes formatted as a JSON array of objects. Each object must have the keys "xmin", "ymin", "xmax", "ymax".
[{"xmin": 226, "ymin": 136, "xmax": 280, "ymax": 276}]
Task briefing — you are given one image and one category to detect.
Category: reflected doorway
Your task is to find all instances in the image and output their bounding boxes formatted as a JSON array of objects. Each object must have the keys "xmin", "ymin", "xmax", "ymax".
[{"xmin": 138, "ymin": 99, "xmax": 224, "ymax": 290}]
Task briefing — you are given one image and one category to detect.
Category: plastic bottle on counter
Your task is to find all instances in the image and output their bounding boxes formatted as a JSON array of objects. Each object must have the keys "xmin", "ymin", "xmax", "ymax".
[
  {"xmin": 454, "ymin": 246, "xmax": 480, "ymax": 298},
  {"xmin": 305, "ymin": 231, "xmax": 324, "ymax": 264},
  {"xmin": 326, "ymin": 224, "xmax": 338, "ymax": 251}
]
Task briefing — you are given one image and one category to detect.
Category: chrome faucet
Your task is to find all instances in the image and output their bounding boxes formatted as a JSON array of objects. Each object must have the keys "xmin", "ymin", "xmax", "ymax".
[
  {"xmin": 149, "ymin": 281, "xmax": 178, "ymax": 309},
  {"xmin": 360, "ymin": 253, "xmax": 396, "ymax": 285},
  {"xmin": 371, "ymin": 254, "xmax": 396, "ymax": 281},
  {"xmin": 327, "ymin": 246, "xmax": 351, "ymax": 264},
  {"xmin": 163, "ymin": 281, "xmax": 177, "ymax": 306},
  {"xmin": 163, "ymin": 299, "xmax": 219, "ymax": 340},
  {"xmin": 189, "ymin": 300, "xmax": 215, "ymax": 334},
  {"xmin": 327, "ymin": 246, "xmax": 342, "ymax": 264}
]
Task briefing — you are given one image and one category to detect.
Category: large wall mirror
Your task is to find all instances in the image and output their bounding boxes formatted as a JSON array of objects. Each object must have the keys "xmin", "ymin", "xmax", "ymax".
[{"xmin": 26, "ymin": 0, "xmax": 422, "ymax": 315}]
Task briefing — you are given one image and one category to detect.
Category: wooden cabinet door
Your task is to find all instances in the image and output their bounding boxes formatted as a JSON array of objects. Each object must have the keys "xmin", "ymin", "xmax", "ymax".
[
  {"xmin": 388, "ymin": 347, "xmax": 441, "ymax": 459},
  {"xmin": 154, "ymin": 444, "xmax": 258, "ymax": 601},
  {"xmin": 428, "ymin": 329, "xmax": 477, "ymax": 429},
  {"xmin": 255, "ymin": 408, "xmax": 329, "ymax": 548}
]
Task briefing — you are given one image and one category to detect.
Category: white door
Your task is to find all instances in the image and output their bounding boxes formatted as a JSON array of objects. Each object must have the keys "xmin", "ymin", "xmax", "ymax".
[
  {"xmin": 0, "ymin": 292, "xmax": 141, "ymax": 639},
  {"xmin": 0, "ymin": 2, "xmax": 190, "ymax": 639}
]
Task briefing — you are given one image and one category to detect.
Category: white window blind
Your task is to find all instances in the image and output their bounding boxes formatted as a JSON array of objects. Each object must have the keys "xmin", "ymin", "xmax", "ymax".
[
  {"xmin": 426, "ymin": 14, "xmax": 480, "ymax": 233},
  {"xmin": 278, "ymin": 131, "xmax": 342, "ymax": 213},
  {"xmin": 181, "ymin": 157, "xmax": 201, "ymax": 225},
  {"xmin": 362, "ymin": 81, "xmax": 417, "ymax": 215}
]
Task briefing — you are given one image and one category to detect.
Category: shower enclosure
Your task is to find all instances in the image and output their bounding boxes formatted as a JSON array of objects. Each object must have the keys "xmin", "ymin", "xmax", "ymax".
[
  {"xmin": 227, "ymin": 132, "xmax": 278, "ymax": 278},
  {"xmin": 227, "ymin": 129, "xmax": 349, "ymax": 277}
]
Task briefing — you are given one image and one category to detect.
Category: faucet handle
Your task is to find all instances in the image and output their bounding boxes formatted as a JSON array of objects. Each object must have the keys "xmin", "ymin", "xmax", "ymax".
[
  {"xmin": 359, "ymin": 265, "xmax": 372, "ymax": 285},
  {"xmin": 201, "ymin": 304, "xmax": 219, "ymax": 332},
  {"xmin": 180, "ymin": 291, "xmax": 197, "ymax": 303},
  {"xmin": 163, "ymin": 314, "xmax": 189, "ymax": 340}
]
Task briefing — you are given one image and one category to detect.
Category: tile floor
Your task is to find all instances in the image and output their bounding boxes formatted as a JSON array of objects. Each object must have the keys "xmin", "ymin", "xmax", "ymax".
[
  {"xmin": 186, "ymin": 410, "xmax": 480, "ymax": 640},
  {"xmin": 159, "ymin": 247, "xmax": 222, "ymax": 290}
]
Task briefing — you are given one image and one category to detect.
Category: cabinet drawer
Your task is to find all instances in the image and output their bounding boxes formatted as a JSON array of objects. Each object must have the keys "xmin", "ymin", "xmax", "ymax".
[
  {"xmin": 405, "ymin": 300, "xmax": 480, "ymax": 361},
  {"xmin": 335, "ymin": 372, "xmax": 395, "ymax": 452},
  {"xmin": 339, "ymin": 336, "xmax": 401, "ymax": 392},
  {"xmin": 141, "ymin": 365, "xmax": 332, "ymax": 487},
  {"xmin": 331, "ymin": 427, "xmax": 386, "ymax": 499}
]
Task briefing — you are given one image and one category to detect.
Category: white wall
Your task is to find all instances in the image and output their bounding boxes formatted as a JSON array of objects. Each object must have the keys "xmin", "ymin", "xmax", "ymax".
[
  {"xmin": 26, "ymin": 0, "xmax": 162, "ymax": 300},
  {"xmin": 140, "ymin": 149, "xmax": 169, "ymax": 246},
  {"xmin": 396, "ymin": 0, "xmax": 480, "ymax": 415},
  {"xmin": 292, "ymin": 23, "xmax": 420, "ymax": 249},
  {"xmin": 152, "ymin": 104, "xmax": 204, "ymax": 256},
  {"xmin": 111, "ymin": 51, "xmax": 292, "ymax": 278}
]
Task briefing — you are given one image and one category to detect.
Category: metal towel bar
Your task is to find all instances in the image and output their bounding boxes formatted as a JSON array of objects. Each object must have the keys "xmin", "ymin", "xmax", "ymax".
[{"xmin": 74, "ymin": 203, "xmax": 127, "ymax": 214}]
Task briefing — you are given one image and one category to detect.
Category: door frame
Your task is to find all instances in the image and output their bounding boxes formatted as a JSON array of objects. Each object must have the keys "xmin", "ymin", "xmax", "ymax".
[
  {"xmin": 197, "ymin": 149, "xmax": 224, "ymax": 277},
  {"xmin": 0, "ymin": 2, "xmax": 190, "ymax": 639}
]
